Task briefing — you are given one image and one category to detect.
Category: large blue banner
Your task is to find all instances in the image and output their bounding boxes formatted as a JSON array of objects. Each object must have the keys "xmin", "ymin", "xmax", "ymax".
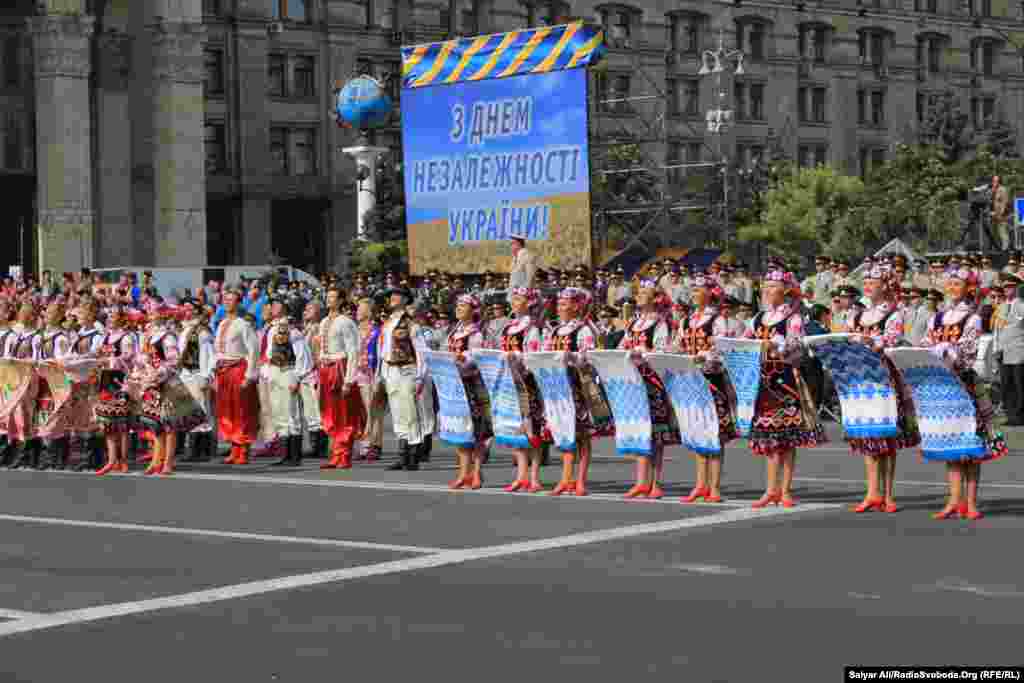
[{"xmin": 400, "ymin": 67, "xmax": 592, "ymax": 274}]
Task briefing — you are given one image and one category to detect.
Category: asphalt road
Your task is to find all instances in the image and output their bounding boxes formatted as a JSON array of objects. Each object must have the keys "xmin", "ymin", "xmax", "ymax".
[{"xmin": 0, "ymin": 423, "xmax": 1021, "ymax": 682}]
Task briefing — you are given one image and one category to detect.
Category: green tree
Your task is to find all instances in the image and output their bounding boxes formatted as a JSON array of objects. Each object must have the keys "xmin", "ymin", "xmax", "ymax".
[
  {"xmin": 979, "ymin": 116, "xmax": 1019, "ymax": 159},
  {"xmin": 839, "ymin": 144, "xmax": 963, "ymax": 257},
  {"xmin": 917, "ymin": 90, "xmax": 972, "ymax": 163},
  {"xmin": 738, "ymin": 165, "xmax": 865, "ymax": 263}
]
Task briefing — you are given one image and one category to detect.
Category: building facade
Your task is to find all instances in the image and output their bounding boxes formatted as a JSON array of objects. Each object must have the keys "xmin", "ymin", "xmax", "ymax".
[{"xmin": 2, "ymin": 0, "xmax": 1022, "ymax": 276}]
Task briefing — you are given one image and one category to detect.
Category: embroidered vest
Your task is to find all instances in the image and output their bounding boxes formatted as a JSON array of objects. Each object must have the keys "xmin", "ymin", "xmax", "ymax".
[
  {"xmin": 269, "ymin": 326, "xmax": 296, "ymax": 368},
  {"xmin": 932, "ymin": 312, "xmax": 966, "ymax": 343},
  {"xmin": 851, "ymin": 309, "xmax": 896, "ymax": 338},
  {"xmin": 501, "ymin": 322, "xmax": 535, "ymax": 353},
  {"xmin": 386, "ymin": 315, "xmax": 417, "ymax": 365},
  {"xmin": 753, "ymin": 311, "xmax": 790, "ymax": 342},
  {"xmin": 180, "ymin": 326, "xmax": 202, "ymax": 371},
  {"xmin": 678, "ymin": 312, "xmax": 716, "ymax": 355},
  {"xmin": 550, "ymin": 323, "xmax": 586, "ymax": 352}
]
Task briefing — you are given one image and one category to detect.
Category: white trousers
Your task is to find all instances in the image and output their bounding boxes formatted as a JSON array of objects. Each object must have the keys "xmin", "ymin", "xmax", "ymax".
[
  {"xmin": 179, "ymin": 369, "xmax": 213, "ymax": 433},
  {"xmin": 417, "ymin": 375, "xmax": 436, "ymax": 436},
  {"xmin": 381, "ymin": 363, "xmax": 423, "ymax": 445},
  {"xmin": 300, "ymin": 381, "xmax": 321, "ymax": 432},
  {"xmin": 263, "ymin": 365, "xmax": 304, "ymax": 437}
]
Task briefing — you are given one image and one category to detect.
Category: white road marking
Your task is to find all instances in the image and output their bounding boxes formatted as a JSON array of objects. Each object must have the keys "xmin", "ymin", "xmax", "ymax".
[
  {"xmin": 0, "ymin": 514, "xmax": 444, "ymax": 555},
  {"xmin": 0, "ymin": 503, "xmax": 836, "ymax": 637},
  {"xmin": 934, "ymin": 579, "xmax": 1024, "ymax": 599},
  {"xmin": 795, "ymin": 476, "xmax": 1024, "ymax": 491},
  {"xmin": 673, "ymin": 564, "xmax": 748, "ymax": 576},
  {"xmin": 847, "ymin": 592, "xmax": 882, "ymax": 600},
  {"xmin": 0, "ymin": 609, "xmax": 45, "ymax": 620}
]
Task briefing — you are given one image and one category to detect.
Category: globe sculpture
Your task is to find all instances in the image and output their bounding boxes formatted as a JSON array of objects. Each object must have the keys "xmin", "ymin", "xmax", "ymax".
[{"xmin": 335, "ymin": 75, "xmax": 394, "ymax": 130}]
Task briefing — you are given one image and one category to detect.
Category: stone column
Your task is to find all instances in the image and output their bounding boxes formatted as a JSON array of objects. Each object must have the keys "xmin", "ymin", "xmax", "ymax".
[
  {"xmin": 28, "ymin": 12, "xmax": 96, "ymax": 274},
  {"xmin": 342, "ymin": 143, "xmax": 388, "ymax": 241},
  {"xmin": 95, "ymin": 31, "xmax": 135, "ymax": 266},
  {"xmin": 149, "ymin": 15, "xmax": 208, "ymax": 266}
]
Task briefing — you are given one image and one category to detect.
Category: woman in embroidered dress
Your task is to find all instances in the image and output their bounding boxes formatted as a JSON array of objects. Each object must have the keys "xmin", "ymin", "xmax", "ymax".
[
  {"xmin": 617, "ymin": 281, "xmax": 680, "ymax": 499},
  {"xmin": 920, "ymin": 268, "xmax": 1007, "ymax": 520},
  {"xmin": 844, "ymin": 266, "xmax": 921, "ymax": 513},
  {"xmin": 744, "ymin": 269, "xmax": 825, "ymax": 508},
  {"xmin": 445, "ymin": 294, "xmax": 493, "ymax": 490},
  {"xmin": 129, "ymin": 305, "xmax": 205, "ymax": 476},
  {"xmin": 674, "ymin": 273, "xmax": 739, "ymax": 503},
  {"xmin": 94, "ymin": 306, "xmax": 140, "ymax": 475},
  {"xmin": 542, "ymin": 288, "xmax": 606, "ymax": 497},
  {"xmin": 499, "ymin": 287, "xmax": 545, "ymax": 493}
]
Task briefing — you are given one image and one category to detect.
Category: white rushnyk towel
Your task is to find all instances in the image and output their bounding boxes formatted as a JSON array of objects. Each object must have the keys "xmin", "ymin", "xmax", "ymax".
[
  {"xmin": 644, "ymin": 353, "xmax": 721, "ymax": 455},
  {"xmin": 471, "ymin": 349, "xmax": 531, "ymax": 450},
  {"xmin": 421, "ymin": 350, "xmax": 475, "ymax": 448},
  {"xmin": 521, "ymin": 352, "xmax": 576, "ymax": 453},
  {"xmin": 804, "ymin": 334, "xmax": 899, "ymax": 440},
  {"xmin": 713, "ymin": 337, "xmax": 763, "ymax": 438},
  {"xmin": 585, "ymin": 350, "xmax": 652, "ymax": 456}
]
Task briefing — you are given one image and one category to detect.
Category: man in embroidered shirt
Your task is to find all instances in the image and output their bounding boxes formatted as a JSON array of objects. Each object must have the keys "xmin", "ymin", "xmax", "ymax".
[{"xmin": 214, "ymin": 288, "xmax": 261, "ymax": 465}]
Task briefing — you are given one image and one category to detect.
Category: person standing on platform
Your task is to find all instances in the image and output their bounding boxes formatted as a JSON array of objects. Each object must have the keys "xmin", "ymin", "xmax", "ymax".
[
  {"xmin": 998, "ymin": 284, "xmax": 1024, "ymax": 426},
  {"xmin": 214, "ymin": 288, "xmax": 261, "ymax": 465},
  {"xmin": 992, "ymin": 175, "xmax": 1012, "ymax": 250},
  {"xmin": 508, "ymin": 231, "xmax": 536, "ymax": 293}
]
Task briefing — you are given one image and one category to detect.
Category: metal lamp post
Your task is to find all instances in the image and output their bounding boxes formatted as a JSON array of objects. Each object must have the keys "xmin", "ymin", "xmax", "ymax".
[{"xmin": 698, "ymin": 30, "xmax": 745, "ymax": 238}]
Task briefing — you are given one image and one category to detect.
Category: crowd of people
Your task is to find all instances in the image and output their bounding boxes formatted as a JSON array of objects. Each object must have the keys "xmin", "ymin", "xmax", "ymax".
[{"xmin": 0, "ymin": 234, "xmax": 1016, "ymax": 521}]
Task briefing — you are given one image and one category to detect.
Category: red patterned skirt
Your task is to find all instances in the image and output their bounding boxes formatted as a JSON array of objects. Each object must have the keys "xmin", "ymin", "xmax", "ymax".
[
  {"xmin": 318, "ymin": 359, "xmax": 367, "ymax": 444},
  {"xmin": 215, "ymin": 360, "xmax": 260, "ymax": 445},
  {"xmin": 750, "ymin": 360, "xmax": 826, "ymax": 458},
  {"xmin": 137, "ymin": 377, "xmax": 207, "ymax": 435},
  {"xmin": 95, "ymin": 370, "xmax": 135, "ymax": 434}
]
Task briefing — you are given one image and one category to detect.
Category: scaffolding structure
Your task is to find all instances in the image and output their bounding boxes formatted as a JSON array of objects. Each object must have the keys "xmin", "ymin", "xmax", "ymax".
[{"xmin": 587, "ymin": 44, "xmax": 730, "ymax": 267}]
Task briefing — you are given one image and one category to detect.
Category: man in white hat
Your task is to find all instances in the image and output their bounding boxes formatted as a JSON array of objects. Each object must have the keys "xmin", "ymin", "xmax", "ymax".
[{"xmin": 508, "ymin": 232, "xmax": 536, "ymax": 292}]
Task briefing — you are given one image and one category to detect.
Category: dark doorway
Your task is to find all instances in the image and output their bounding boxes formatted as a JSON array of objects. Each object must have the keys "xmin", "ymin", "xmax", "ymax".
[
  {"xmin": 207, "ymin": 198, "xmax": 238, "ymax": 266},
  {"xmin": 271, "ymin": 199, "xmax": 327, "ymax": 274},
  {"xmin": 1, "ymin": 174, "xmax": 35, "ymax": 277}
]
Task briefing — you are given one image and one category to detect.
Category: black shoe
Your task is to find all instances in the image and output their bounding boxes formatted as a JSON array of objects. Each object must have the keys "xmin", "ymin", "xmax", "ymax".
[
  {"xmin": 404, "ymin": 442, "xmax": 420, "ymax": 471},
  {"xmin": 287, "ymin": 435, "xmax": 303, "ymax": 466},
  {"xmin": 51, "ymin": 438, "xmax": 70, "ymax": 470},
  {"xmin": 315, "ymin": 430, "xmax": 329, "ymax": 459},
  {"xmin": 272, "ymin": 436, "xmax": 295, "ymax": 466},
  {"xmin": 388, "ymin": 439, "xmax": 409, "ymax": 470},
  {"xmin": 418, "ymin": 434, "xmax": 432, "ymax": 463},
  {"xmin": 181, "ymin": 433, "xmax": 200, "ymax": 462},
  {"xmin": 0, "ymin": 437, "xmax": 14, "ymax": 468},
  {"xmin": 9, "ymin": 442, "xmax": 29, "ymax": 470}
]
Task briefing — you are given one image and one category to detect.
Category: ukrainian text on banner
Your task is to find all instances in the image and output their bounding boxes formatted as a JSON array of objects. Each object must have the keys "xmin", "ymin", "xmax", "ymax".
[
  {"xmin": 586, "ymin": 350, "xmax": 651, "ymax": 456},
  {"xmin": 713, "ymin": 337, "xmax": 763, "ymax": 438},
  {"xmin": 645, "ymin": 353, "xmax": 721, "ymax": 456},
  {"xmin": 472, "ymin": 349, "xmax": 531, "ymax": 450},
  {"xmin": 804, "ymin": 334, "xmax": 899, "ymax": 439},
  {"xmin": 401, "ymin": 61, "xmax": 592, "ymax": 274},
  {"xmin": 885, "ymin": 348, "xmax": 986, "ymax": 461},
  {"xmin": 421, "ymin": 351, "xmax": 476, "ymax": 448},
  {"xmin": 521, "ymin": 352, "xmax": 576, "ymax": 453}
]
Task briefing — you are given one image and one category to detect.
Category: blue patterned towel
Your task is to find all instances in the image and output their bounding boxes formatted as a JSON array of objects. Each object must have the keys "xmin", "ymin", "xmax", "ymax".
[
  {"xmin": 713, "ymin": 337, "xmax": 763, "ymax": 438},
  {"xmin": 521, "ymin": 352, "xmax": 577, "ymax": 453},
  {"xmin": 472, "ymin": 350, "xmax": 532, "ymax": 450},
  {"xmin": 886, "ymin": 348, "xmax": 986, "ymax": 461},
  {"xmin": 804, "ymin": 334, "xmax": 899, "ymax": 439},
  {"xmin": 585, "ymin": 351, "xmax": 652, "ymax": 456},
  {"xmin": 421, "ymin": 351, "xmax": 475, "ymax": 448},
  {"xmin": 645, "ymin": 353, "xmax": 721, "ymax": 455}
]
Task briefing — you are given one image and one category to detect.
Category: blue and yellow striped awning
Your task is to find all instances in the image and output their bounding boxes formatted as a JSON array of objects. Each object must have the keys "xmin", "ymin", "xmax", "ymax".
[{"xmin": 400, "ymin": 22, "xmax": 604, "ymax": 90}]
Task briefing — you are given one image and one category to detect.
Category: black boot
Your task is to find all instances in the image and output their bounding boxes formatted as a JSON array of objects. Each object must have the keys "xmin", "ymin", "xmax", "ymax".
[
  {"xmin": 175, "ymin": 433, "xmax": 186, "ymax": 456},
  {"xmin": 28, "ymin": 439, "xmax": 43, "ymax": 470},
  {"xmin": 38, "ymin": 439, "xmax": 56, "ymax": 471},
  {"xmin": 56, "ymin": 437, "xmax": 71, "ymax": 470},
  {"xmin": 288, "ymin": 434, "xmax": 303, "ymax": 466},
  {"xmin": 404, "ymin": 441, "xmax": 420, "ymax": 471},
  {"xmin": 181, "ymin": 433, "xmax": 201, "ymax": 462},
  {"xmin": 0, "ymin": 436, "xmax": 16, "ymax": 468},
  {"xmin": 540, "ymin": 443, "xmax": 550, "ymax": 467},
  {"xmin": 388, "ymin": 439, "xmax": 408, "ymax": 470},
  {"xmin": 271, "ymin": 434, "xmax": 294, "ymax": 466},
  {"xmin": 205, "ymin": 432, "xmax": 217, "ymax": 461},
  {"xmin": 418, "ymin": 434, "xmax": 432, "ymax": 463},
  {"xmin": 315, "ymin": 430, "xmax": 329, "ymax": 459},
  {"xmin": 9, "ymin": 441, "xmax": 30, "ymax": 470},
  {"xmin": 75, "ymin": 437, "xmax": 103, "ymax": 472}
]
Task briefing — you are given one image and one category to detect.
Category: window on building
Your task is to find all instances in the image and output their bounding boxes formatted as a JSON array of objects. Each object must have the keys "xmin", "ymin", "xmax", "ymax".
[
  {"xmin": 670, "ymin": 13, "xmax": 702, "ymax": 54},
  {"xmin": 737, "ymin": 143, "xmax": 764, "ymax": 168},
  {"xmin": 273, "ymin": 0, "xmax": 309, "ymax": 21},
  {"xmin": 917, "ymin": 92, "xmax": 926, "ymax": 122},
  {"xmin": 870, "ymin": 90, "xmax": 885, "ymax": 126},
  {"xmin": 973, "ymin": 41, "xmax": 997, "ymax": 76},
  {"xmin": 683, "ymin": 79, "xmax": 700, "ymax": 116},
  {"xmin": 1, "ymin": 37, "xmax": 19, "ymax": 89},
  {"xmin": 811, "ymin": 87, "xmax": 826, "ymax": 123},
  {"xmin": 270, "ymin": 126, "xmax": 288, "ymax": 174},
  {"xmin": 859, "ymin": 30, "xmax": 887, "ymax": 66},
  {"xmin": 917, "ymin": 36, "xmax": 944, "ymax": 74},
  {"xmin": 798, "ymin": 25, "xmax": 827, "ymax": 63},
  {"xmin": 292, "ymin": 128, "xmax": 317, "ymax": 175},
  {"xmin": 526, "ymin": 1, "xmax": 565, "ymax": 27},
  {"xmin": 736, "ymin": 83, "xmax": 764, "ymax": 120},
  {"xmin": 972, "ymin": 96, "xmax": 997, "ymax": 129},
  {"xmin": 737, "ymin": 20, "xmax": 767, "ymax": 61},
  {"xmin": 798, "ymin": 143, "xmax": 827, "ymax": 168},
  {"xmin": 857, "ymin": 89, "xmax": 865, "ymax": 124},
  {"xmin": 601, "ymin": 8, "xmax": 632, "ymax": 43},
  {"xmin": 293, "ymin": 56, "xmax": 315, "ymax": 97},
  {"xmin": 204, "ymin": 49, "xmax": 224, "ymax": 97},
  {"xmin": 798, "ymin": 86, "xmax": 808, "ymax": 122},
  {"xmin": 4, "ymin": 112, "xmax": 21, "ymax": 171},
  {"xmin": 267, "ymin": 54, "xmax": 286, "ymax": 97},
  {"xmin": 915, "ymin": 0, "xmax": 937, "ymax": 10},
  {"xmin": 612, "ymin": 74, "xmax": 631, "ymax": 113},
  {"xmin": 205, "ymin": 122, "xmax": 226, "ymax": 173},
  {"xmin": 202, "ymin": 0, "xmax": 222, "ymax": 15},
  {"xmin": 859, "ymin": 147, "xmax": 885, "ymax": 178},
  {"xmin": 970, "ymin": 0, "xmax": 992, "ymax": 16}
]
